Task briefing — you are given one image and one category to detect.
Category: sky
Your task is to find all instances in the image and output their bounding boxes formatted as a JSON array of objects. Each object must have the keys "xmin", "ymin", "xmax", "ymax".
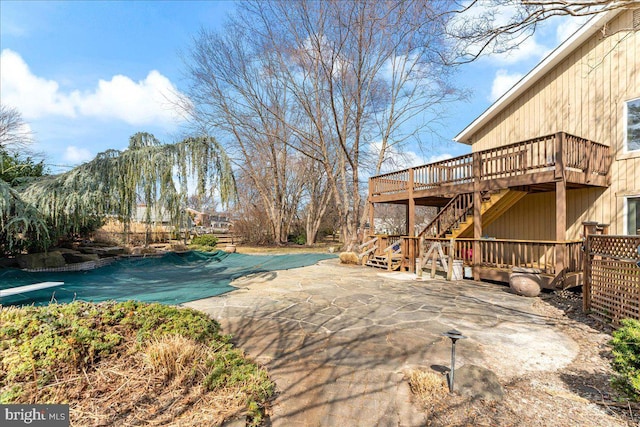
[{"xmin": 0, "ymin": 0, "xmax": 589, "ymax": 173}]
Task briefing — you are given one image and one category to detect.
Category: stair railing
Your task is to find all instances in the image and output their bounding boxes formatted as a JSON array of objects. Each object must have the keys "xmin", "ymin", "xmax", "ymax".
[
  {"xmin": 419, "ymin": 193, "xmax": 473, "ymax": 238},
  {"xmin": 358, "ymin": 236, "xmax": 379, "ymax": 265},
  {"xmin": 383, "ymin": 237, "xmax": 403, "ymax": 271}
]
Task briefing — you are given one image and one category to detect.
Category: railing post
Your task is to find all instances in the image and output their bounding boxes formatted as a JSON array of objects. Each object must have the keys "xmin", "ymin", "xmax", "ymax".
[
  {"xmin": 446, "ymin": 238, "xmax": 455, "ymax": 281},
  {"xmin": 555, "ymin": 132, "xmax": 566, "ymax": 278},
  {"xmin": 417, "ymin": 236, "xmax": 424, "ymax": 277},
  {"xmin": 583, "ymin": 235, "xmax": 592, "ymax": 313},
  {"xmin": 408, "ymin": 168, "xmax": 415, "ymax": 237},
  {"xmin": 472, "ymin": 151, "xmax": 482, "ymax": 281},
  {"xmin": 585, "ymin": 138, "xmax": 592, "ymax": 182}
]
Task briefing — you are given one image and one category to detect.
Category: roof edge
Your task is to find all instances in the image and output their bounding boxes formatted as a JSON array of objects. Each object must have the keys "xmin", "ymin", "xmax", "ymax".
[{"xmin": 453, "ymin": 10, "xmax": 621, "ymax": 144}]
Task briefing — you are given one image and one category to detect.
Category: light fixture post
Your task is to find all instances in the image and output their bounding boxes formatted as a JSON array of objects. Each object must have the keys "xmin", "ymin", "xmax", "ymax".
[{"xmin": 442, "ymin": 329, "xmax": 466, "ymax": 393}]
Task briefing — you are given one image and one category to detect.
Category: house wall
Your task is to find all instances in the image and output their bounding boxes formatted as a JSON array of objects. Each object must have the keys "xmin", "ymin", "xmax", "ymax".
[{"xmin": 471, "ymin": 9, "xmax": 640, "ymax": 235}]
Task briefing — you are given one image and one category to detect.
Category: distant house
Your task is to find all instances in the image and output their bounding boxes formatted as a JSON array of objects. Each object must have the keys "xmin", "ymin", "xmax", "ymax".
[
  {"xmin": 185, "ymin": 208, "xmax": 209, "ymax": 227},
  {"xmin": 135, "ymin": 204, "xmax": 173, "ymax": 226},
  {"xmin": 208, "ymin": 212, "xmax": 232, "ymax": 232},
  {"xmin": 367, "ymin": 8, "xmax": 639, "ymax": 287}
]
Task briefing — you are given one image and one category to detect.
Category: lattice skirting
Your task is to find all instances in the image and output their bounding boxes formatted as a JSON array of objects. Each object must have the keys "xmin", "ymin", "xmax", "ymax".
[{"xmin": 590, "ymin": 259, "xmax": 640, "ymax": 326}]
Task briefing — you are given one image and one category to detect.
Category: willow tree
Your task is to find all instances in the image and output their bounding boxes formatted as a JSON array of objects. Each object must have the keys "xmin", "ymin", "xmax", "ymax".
[{"xmin": 3, "ymin": 132, "xmax": 234, "ymax": 254}]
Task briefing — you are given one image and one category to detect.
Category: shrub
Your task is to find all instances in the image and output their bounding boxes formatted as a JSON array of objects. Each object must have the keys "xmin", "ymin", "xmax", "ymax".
[
  {"xmin": 0, "ymin": 301, "xmax": 274, "ymax": 424},
  {"xmin": 339, "ymin": 251, "xmax": 359, "ymax": 265},
  {"xmin": 610, "ymin": 318, "xmax": 640, "ymax": 400},
  {"xmin": 291, "ymin": 234, "xmax": 306, "ymax": 245},
  {"xmin": 191, "ymin": 234, "xmax": 218, "ymax": 248}
]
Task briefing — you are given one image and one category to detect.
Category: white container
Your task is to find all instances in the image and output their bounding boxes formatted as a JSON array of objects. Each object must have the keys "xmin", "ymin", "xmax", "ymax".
[
  {"xmin": 464, "ymin": 266, "xmax": 473, "ymax": 279},
  {"xmin": 452, "ymin": 260, "xmax": 464, "ymax": 281}
]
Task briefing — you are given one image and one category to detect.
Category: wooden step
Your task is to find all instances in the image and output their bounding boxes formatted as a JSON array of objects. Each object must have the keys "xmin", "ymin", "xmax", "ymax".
[{"xmin": 365, "ymin": 254, "xmax": 402, "ymax": 271}]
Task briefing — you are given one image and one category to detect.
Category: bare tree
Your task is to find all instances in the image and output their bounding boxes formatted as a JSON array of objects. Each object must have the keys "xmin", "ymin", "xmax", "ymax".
[
  {"xmin": 300, "ymin": 157, "xmax": 333, "ymax": 244},
  {"xmin": 184, "ymin": 0, "xmax": 637, "ymax": 249},
  {"xmin": 229, "ymin": 0, "xmax": 469, "ymax": 250},
  {"xmin": 444, "ymin": 0, "xmax": 639, "ymax": 64},
  {"xmin": 0, "ymin": 104, "xmax": 33, "ymax": 153}
]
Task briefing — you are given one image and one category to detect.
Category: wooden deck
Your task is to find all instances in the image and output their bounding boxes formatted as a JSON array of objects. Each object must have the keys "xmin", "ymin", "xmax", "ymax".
[
  {"xmin": 369, "ymin": 132, "xmax": 610, "ymax": 205},
  {"xmin": 365, "ymin": 132, "xmax": 611, "ymax": 288}
]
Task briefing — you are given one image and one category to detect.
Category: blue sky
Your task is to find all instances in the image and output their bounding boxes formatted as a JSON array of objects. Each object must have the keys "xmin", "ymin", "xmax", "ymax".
[{"xmin": 0, "ymin": 1, "xmax": 588, "ymax": 172}]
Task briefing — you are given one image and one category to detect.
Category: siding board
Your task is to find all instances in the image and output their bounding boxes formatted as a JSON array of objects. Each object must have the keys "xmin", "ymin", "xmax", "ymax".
[{"xmin": 473, "ymin": 10, "xmax": 639, "ymax": 236}]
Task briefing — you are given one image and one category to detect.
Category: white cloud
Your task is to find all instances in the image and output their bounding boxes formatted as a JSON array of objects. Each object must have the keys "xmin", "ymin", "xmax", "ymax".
[
  {"xmin": 64, "ymin": 145, "xmax": 93, "ymax": 164},
  {"xmin": 489, "ymin": 69, "xmax": 524, "ymax": 102},
  {"xmin": 369, "ymin": 140, "xmax": 455, "ymax": 174},
  {"xmin": 74, "ymin": 71, "xmax": 184, "ymax": 125},
  {"xmin": 0, "ymin": 49, "xmax": 185, "ymax": 127},
  {"xmin": 487, "ymin": 35, "xmax": 550, "ymax": 65},
  {"xmin": 555, "ymin": 15, "xmax": 591, "ymax": 44},
  {"xmin": 449, "ymin": 1, "xmax": 551, "ymax": 65},
  {"xmin": 0, "ymin": 49, "xmax": 76, "ymax": 118},
  {"xmin": 425, "ymin": 153, "xmax": 453, "ymax": 164}
]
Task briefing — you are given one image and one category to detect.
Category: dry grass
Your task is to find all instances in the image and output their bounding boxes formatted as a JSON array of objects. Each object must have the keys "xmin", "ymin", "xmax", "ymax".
[
  {"xmin": 143, "ymin": 335, "xmax": 211, "ymax": 382},
  {"xmin": 237, "ymin": 244, "xmax": 336, "ymax": 255},
  {"xmin": 339, "ymin": 251, "xmax": 359, "ymax": 264},
  {"xmin": 1, "ymin": 302, "xmax": 273, "ymax": 426},
  {"xmin": 408, "ymin": 369, "xmax": 448, "ymax": 407}
]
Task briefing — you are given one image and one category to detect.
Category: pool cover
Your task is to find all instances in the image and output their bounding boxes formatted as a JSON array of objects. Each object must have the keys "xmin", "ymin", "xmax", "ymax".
[{"xmin": 0, "ymin": 251, "xmax": 335, "ymax": 307}]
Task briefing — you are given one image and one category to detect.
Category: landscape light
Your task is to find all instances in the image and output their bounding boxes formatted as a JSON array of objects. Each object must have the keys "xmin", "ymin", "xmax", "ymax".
[{"xmin": 442, "ymin": 329, "xmax": 466, "ymax": 393}]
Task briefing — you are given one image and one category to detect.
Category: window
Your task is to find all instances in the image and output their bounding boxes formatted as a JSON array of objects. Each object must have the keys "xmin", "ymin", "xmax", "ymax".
[
  {"xmin": 627, "ymin": 197, "xmax": 640, "ymax": 235},
  {"xmin": 626, "ymin": 98, "xmax": 640, "ymax": 152}
]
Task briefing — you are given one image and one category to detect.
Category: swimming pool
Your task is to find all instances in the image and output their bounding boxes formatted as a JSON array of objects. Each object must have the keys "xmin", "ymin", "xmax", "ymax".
[{"xmin": 0, "ymin": 251, "xmax": 335, "ymax": 306}]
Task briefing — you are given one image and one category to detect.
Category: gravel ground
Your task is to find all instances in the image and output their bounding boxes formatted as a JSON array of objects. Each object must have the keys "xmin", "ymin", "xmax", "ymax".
[{"xmin": 420, "ymin": 288, "xmax": 639, "ymax": 427}]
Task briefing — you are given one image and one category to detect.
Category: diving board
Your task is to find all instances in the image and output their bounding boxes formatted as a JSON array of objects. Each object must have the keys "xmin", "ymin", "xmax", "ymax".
[{"xmin": 0, "ymin": 282, "xmax": 65, "ymax": 298}]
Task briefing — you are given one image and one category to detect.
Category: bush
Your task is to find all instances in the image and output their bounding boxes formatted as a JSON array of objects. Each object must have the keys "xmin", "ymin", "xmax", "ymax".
[
  {"xmin": 610, "ymin": 318, "xmax": 640, "ymax": 400},
  {"xmin": 0, "ymin": 301, "xmax": 274, "ymax": 424},
  {"xmin": 289, "ymin": 234, "xmax": 306, "ymax": 245},
  {"xmin": 191, "ymin": 234, "xmax": 218, "ymax": 248}
]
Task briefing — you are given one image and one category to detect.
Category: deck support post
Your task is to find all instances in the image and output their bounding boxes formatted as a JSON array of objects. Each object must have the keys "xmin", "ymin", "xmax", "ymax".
[
  {"xmin": 368, "ymin": 202, "xmax": 375, "ymax": 236},
  {"xmin": 407, "ymin": 168, "xmax": 415, "ymax": 237},
  {"xmin": 472, "ymin": 152, "xmax": 482, "ymax": 281},
  {"xmin": 555, "ymin": 132, "xmax": 567, "ymax": 278},
  {"xmin": 367, "ymin": 179, "xmax": 375, "ymax": 237},
  {"xmin": 407, "ymin": 168, "xmax": 416, "ymax": 272}
]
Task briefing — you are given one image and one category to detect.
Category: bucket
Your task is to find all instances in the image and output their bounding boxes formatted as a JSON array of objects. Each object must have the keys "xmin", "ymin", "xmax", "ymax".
[
  {"xmin": 452, "ymin": 260, "xmax": 464, "ymax": 281},
  {"xmin": 464, "ymin": 266, "xmax": 473, "ymax": 279}
]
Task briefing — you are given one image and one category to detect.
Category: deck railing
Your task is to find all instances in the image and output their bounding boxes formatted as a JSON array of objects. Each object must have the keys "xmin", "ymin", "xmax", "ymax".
[
  {"xmin": 370, "ymin": 132, "xmax": 610, "ymax": 196},
  {"xmin": 421, "ymin": 237, "xmax": 583, "ymax": 275}
]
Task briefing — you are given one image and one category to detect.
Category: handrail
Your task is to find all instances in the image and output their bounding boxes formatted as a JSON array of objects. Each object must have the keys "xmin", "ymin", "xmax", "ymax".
[
  {"xmin": 418, "ymin": 193, "xmax": 473, "ymax": 238},
  {"xmin": 358, "ymin": 237, "xmax": 378, "ymax": 250},
  {"xmin": 383, "ymin": 239, "xmax": 402, "ymax": 253}
]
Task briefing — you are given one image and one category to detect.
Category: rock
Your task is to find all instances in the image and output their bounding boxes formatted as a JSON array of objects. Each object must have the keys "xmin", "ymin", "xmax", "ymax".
[
  {"xmin": 78, "ymin": 246, "xmax": 125, "ymax": 256},
  {"xmin": 509, "ymin": 269, "xmax": 542, "ymax": 297},
  {"xmin": 454, "ymin": 364, "xmax": 504, "ymax": 401},
  {"xmin": 0, "ymin": 257, "xmax": 19, "ymax": 268},
  {"xmin": 339, "ymin": 251, "xmax": 359, "ymax": 264},
  {"xmin": 16, "ymin": 251, "xmax": 66, "ymax": 270},
  {"xmin": 61, "ymin": 251, "xmax": 100, "ymax": 264}
]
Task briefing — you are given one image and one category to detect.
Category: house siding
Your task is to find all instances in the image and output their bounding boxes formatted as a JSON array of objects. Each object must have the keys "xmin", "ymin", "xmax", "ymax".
[{"xmin": 472, "ymin": 9, "xmax": 640, "ymax": 236}]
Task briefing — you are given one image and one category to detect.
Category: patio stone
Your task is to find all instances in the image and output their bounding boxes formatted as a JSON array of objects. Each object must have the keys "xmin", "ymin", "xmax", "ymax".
[{"xmin": 185, "ymin": 258, "xmax": 579, "ymax": 427}]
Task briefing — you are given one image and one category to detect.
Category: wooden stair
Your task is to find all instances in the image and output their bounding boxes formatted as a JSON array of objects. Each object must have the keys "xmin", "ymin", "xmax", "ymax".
[
  {"xmin": 366, "ymin": 254, "xmax": 403, "ymax": 271},
  {"xmin": 450, "ymin": 189, "xmax": 526, "ymax": 238}
]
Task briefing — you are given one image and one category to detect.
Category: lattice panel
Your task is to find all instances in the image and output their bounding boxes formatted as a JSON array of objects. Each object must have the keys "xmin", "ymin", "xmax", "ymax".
[
  {"xmin": 589, "ymin": 235, "xmax": 640, "ymax": 260},
  {"xmin": 590, "ymin": 259, "xmax": 640, "ymax": 326}
]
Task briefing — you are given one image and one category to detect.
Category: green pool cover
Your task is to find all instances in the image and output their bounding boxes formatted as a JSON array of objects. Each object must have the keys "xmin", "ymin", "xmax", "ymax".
[{"xmin": 0, "ymin": 251, "xmax": 336, "ymax": 307}]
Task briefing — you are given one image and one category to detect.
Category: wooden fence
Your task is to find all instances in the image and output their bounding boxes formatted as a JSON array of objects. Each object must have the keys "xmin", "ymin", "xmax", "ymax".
[{"xmin": 584, "ymin": 235, "xmax": 640, "ymax": 326}]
